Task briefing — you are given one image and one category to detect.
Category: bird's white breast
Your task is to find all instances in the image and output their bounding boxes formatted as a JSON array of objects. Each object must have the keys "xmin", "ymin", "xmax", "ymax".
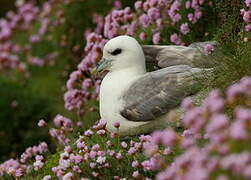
[{"xmin": 99, "ymin": 69, "xmax": 148, "ymax": 135}]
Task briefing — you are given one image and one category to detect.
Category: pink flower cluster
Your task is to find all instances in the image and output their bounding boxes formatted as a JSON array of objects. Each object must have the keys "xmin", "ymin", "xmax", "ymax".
[
  {"xmin": 144, "ymin": 76, "xmax": 251, "ymax": 180},
  {"xmin": 0, "ymin": 142, "xmax": 48, "ymax": 178},
  {"xmin": 44, "ymin": 119, "xmax": 155, "ymax": 179},
  {"xmin": 49, "ymin": 114, "xmax": 73, "ymax": 146},
  {"xmin": 0, "ymin": 41, "xmax": 24, "ymax": 72},
  {"xmin": 0, "ymin": 159, "xmax": 27, "ymax": 177},
  {"xmin": 241, "ymin": 0, "xmax": 251, "ymax": 32},
  {"xmin": 0, "ymin": 0, "xmax": 73, "ymax": 74},
  {"xmin": 0, "ymin": 1, "xmax": 40, "ymax": 72},
  {"xmin": 65, "ymin": 0, "xmax": 213, "ymax": 112}
]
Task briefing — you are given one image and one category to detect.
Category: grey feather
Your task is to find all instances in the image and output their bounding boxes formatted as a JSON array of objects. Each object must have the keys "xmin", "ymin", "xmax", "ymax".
[
  {"xmin": 143, "ymin": 41, "xmax": 218, "ymax": 69},
  {"xmin": 188, "ymin": 41, "xmax": 218, "ymax": 50},
  {"xmin": 120, "ymin": 65, "xmax": 212, "ymax": 121}
]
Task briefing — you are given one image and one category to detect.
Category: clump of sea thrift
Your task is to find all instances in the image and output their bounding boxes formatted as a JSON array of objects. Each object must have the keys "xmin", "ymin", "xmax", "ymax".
[
  {"xmin": 0, "ymin": 142, "xmax": 48, "ymax": 178},
  {"xmin": 0, "ymin": 0, "xmax": 64, "ymax": 73},
  {"xmin": 49, "ymin": 114, "xmax": 74, "ymax": 146},
  {"xmin": 0, "ymin": 113, "xmax": 155, "ymax": 179},
  {"xmin": 50, "ymin": 119, "xmax": 155, "ymax": 179},
  {"xmin": 241, "ymin": 0, "xmax": 251, "ymax": 42},
  {"xmin": 144, "ymin": 76, "xmax": 251, "ymax": 180}
]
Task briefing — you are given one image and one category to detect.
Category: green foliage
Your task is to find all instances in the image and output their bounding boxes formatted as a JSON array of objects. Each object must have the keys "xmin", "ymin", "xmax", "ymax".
[
  {"xmin": 0, "ymin": 77, "xmax": 52, "ymax": 161},
  {"xmin": 205, "ymin": 1, "xmax": 251, "ymax": 90}
]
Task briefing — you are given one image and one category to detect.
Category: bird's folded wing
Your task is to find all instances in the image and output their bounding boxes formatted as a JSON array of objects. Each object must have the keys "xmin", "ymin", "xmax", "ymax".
[
  {"xmin": 143, "ymin": 41, "xmax": 218, "ymax": 69},
  {"xmin": 120, "ymin": 65, "xmax": 212, "ymax": 122}
]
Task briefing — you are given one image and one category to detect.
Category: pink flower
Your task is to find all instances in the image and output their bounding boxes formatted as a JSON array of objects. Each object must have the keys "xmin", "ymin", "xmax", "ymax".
[
  {"xmin": 132, "ymin": 160, "xmax": 140, "ymax": 168},
  {"xmin": 163, "ymin": 147, "xmax": 172, "ymax": 155},
  {"xmin": 74, "ymin": 155, "xmax": 84, "ymax": 164},
  {"xmin": 188, "ymin": 13, "xmax": 194, "ymax": 22},
  {"xmin": 170, "ymin": 33, "xmax": 182, "ymax": 45},
  {"xmin": 132, "ymin": 170, "xmax": 140, "ymax": 178},
  {"xmin": 141, "ymin": 160, "xmax": 155, "ymax": 171},
  {"xmin": 64, "ymin": 146, "xmax": 72, "ymax": 153},
  {"xmin": 152, "ymin": 32, "xmax": 160, "ymax": 44},
  {"xmin": 97, "ymin": 151, "xmax": 105, "ymax": 156},
  {"xmin": 82, "ymin": 79, "xmax": 92, "ymax": 89},
  {"xmin": 235, "ymin": 107, "xmax": 251, "ymax": 121},
  {"xmin": 76, "ymin": 121, "xmax": 83, "ymax": 127},
  {"xmin": 226, "ymin": 83, "xmax": 245, "ymax": 102},
  {"xmin": 181, "ymin": 97, "xmax": 194, "ymax": 110},
  {"xmin": 38, "ymin": 119, "xmax": 46, "ymax": 127},
  {"xmin": 35, "ymin": 155, "xmax": 44, "ymax": 161},
  {"xmin": 42, "ymin": 175, "xmax": 52, "ymax": 180},
  {"xmin": 134, "ymin": 1, "xmax": 143, "ymax": 10},
  {"xmin": 180, "ymin": 23, "xmax": 190, "ymax": 35},
  {"xmin": 89, "ymin": 151, "xmax": 97, "ymax": 159},
  {"xmin": 147, "ymin": 8, "xmax": 160, "ymax": 20},
  {"xmin": 77, "ymin": 141, "xmax": 85, "ymax": 149},
  {"xmin": 90, "ymin": 162, "xmax": 96, "ymax": 169},
  {"xmin": 113, "ymin": 122, "xmax": 120, "ymax": 128},
  {"xmin": 243, "ymin": 10, "xmax": 251, "ymax": 22},
  {"xmin": 108, "ymin": 150, "xmax": 116, "ymax": 156},
  {"xmin": 114, "ymin": 0, "xmax": 122, "ymax": 9},
  {"xmin": 97, "ymin": 129, "xmax": 106, "ymax": 135},
  {"xmin": 93, "ymin": 119, "xmax": 107, "ymax": 129},
  {"xmin": 161, "ymin": 129, "xmax": 177, "ymax": 147},
  {"xmin": 92, "ymin": 144, "xmax": 100, "ymax": 151},
  {"xmin": 53, "ymin": 114, "xmax": 73, "ymax": 128},
  {"xmin": 245, "ymin": 25, "xmax": 251, "ymax": 32},
  {"xmin": 143, "ymin": 143, "xmax": 158, "ymax": 156},
  {"xmin": 246, "ymin": 0, "xmax": 251, "ymax": 7},
  {"xmin": 84, "ymin": 129, "xmax": 93, "ymax": 137},
  {"xmin": 73, "ymin": 165, "xmax": 82, "ymax": 173},
  {"xmin": 139, "ymin": 14, "xmax": 151, "ymax": 27},
  {"xmin": 186, "ymin": 1, "xmax": 191, "ymax": 8},
  {"xmin": 121, "ymin": 142, "xmax": 128, "ymax": 148},
  {"xmin": 151, "ymin": 131, "xmax": 163, "ymax": 145},
  {"xmin": 204, "ymin": 44, "xmax": 215, "ymax": 55},
  {"xmin": 243, "ymin": 165, "xmax": 251, "ymax": 178},
  {"xmin": 139, "ymin": 32, "xmax": 147, "ymax": 40},
  {"xmin": 62, "ymin": 172, "xmax": 73, "ymax": 180},
  {"xmin": 96, "ymin": 156, "xmax": 106, "ymax": 164},
  {"xmin": 33, "ymin": 160, "xmax": 44, "ymax": 170},
  {"xmin": 115, "ymin": 152, "xmax": 123, "ymax": 160},
  {"xmin": 92, "ymin": 172, "xmax": 99, "ymax": 177},
  {"xmin": 29, "ymin": 34, "xmax": 41, "ymax": 43},
  {"xmin": 229, "ymin": 121, "xmax": 248, "ymax": 140}
]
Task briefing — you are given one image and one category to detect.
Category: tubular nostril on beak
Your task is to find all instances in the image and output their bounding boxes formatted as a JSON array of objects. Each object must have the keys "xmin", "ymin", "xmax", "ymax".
[{"xmin": 91, "ymin": 58, "xmax": 113, "ymax": 76}]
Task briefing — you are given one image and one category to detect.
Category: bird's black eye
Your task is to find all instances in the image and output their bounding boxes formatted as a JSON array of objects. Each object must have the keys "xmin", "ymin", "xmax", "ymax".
[{"xmin": 111, "ymin": 48, "xmax": 122, "ymax": 56}]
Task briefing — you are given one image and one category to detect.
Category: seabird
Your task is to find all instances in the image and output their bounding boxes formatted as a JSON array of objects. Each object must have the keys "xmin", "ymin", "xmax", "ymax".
[{"xmin": 95, "ymin": 35, "xmax": 214, "ymax": 136}]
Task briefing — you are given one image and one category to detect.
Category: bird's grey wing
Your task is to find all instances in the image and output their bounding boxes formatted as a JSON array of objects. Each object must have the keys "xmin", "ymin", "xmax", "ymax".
[
  {"xmin": 120, "ymin": 65, "xmax": 212, "ymax": 122},
  {"xmin": 143, "ymin": 41, "xmax": 218, "ymax": 69}
]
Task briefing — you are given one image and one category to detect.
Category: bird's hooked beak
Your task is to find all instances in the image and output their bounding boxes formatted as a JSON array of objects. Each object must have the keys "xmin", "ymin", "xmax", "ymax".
[{"xmin": 91, "ymin": 58, "xmax": 113, "ymax": 76}]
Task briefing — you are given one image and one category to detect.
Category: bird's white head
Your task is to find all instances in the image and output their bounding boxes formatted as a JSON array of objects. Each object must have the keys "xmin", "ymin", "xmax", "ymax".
[{"xmin": 96, "ymin": 35, "xmax": 146, "ymax": 74}]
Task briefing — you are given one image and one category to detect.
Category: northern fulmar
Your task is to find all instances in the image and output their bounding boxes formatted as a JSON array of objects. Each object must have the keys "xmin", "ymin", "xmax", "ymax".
[{"xmin": 95, "ymin": 35, "xmax": 213, "ymax": 136}]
